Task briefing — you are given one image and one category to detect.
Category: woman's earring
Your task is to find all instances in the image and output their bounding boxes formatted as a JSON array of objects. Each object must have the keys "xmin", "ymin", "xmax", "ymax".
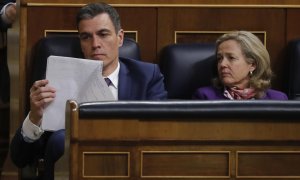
[{"xmin": 249, "ymin": 71, "xmax": 253, "ymax": 77}]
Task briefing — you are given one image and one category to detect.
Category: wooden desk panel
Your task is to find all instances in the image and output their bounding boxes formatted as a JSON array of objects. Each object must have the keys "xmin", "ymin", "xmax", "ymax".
[{"xmin": 67, "ymin": 101, "xmax": 300, "ymax": 180}]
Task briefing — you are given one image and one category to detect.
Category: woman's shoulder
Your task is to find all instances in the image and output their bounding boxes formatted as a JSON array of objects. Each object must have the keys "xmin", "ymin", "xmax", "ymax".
[
  {"xmin": 195, "ymin": 86, "xmax": 219, "ymax": 94},
  {"xmin": 264, "ymin": 89, "xmax": 288, "ymax": 100},
  {"xmin": 193, "ymin": 86, "xmax": 225, "ymax": 100}
]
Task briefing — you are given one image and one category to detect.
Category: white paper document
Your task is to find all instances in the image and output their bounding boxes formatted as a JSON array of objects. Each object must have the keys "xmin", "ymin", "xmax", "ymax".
[{"xmin": 42, "ymin": 55, "xmax": 115, "ymax": 131}]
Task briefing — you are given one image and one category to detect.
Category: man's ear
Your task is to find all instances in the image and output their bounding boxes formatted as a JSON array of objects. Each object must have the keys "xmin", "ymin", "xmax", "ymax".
[{"xmin": 118, "ymin": 29, "xmax": 124, "ymax": 47}]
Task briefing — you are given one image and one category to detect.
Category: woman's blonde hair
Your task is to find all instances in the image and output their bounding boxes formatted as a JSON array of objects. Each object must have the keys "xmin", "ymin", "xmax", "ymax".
[{"xmin": 213, "ymin": 31, "xmax": 273, "ymax": 98}]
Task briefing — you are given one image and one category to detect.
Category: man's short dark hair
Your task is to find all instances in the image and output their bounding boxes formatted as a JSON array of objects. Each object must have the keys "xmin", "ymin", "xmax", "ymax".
[{"xmin": 76, "ymin": 2, "xmax": 121, "ymax": 34}]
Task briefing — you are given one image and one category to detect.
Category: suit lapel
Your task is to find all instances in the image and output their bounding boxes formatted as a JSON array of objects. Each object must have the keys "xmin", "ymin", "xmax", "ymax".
[{"xmin": 118, "ymin": 60, "xmax": 132, "ymax": 100}]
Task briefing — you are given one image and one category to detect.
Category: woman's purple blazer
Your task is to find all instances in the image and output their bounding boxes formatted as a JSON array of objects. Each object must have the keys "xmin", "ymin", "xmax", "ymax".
[{"xmin": 193, "ymin": 86, "xmax": 288, "ymax": 100}]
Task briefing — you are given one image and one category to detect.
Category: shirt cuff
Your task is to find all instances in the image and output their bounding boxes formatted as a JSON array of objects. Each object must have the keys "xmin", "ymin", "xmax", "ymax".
[
  {"xmin": 21, "ymin": 113, "xmax": 44, "ymax": 143},
  {"xmin": 0, "ymin": 3, "xmax": 15, "ymax": 24}
]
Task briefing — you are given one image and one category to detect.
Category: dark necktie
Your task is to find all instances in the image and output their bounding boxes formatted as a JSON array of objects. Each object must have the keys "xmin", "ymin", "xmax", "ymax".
[{"xmin": 104, "ymin": 78, "xmax": 112, "ymax": 87}]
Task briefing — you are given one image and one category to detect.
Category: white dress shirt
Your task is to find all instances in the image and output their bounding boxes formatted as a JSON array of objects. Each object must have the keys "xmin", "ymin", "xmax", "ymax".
[
  {"xmin": 104, "ymin": 62, "xmax": 119, "ymax": 100},
  {"xmin": 21, "ymin": 114, "xmax": 44, "ymax": 142}
]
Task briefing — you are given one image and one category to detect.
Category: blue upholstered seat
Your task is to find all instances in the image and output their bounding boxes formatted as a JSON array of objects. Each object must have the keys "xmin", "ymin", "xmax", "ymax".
[
  {"xmin": 287, "ymin": 39, "xmax": 300, "ymax": 100},
  {"xmin": 160, "ymin": 43, "xmax": 216, "ymax": 99}
]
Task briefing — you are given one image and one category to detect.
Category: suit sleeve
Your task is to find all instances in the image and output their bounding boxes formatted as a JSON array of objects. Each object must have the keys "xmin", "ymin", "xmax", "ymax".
[
  {"xmin": 10, "ymin": 127, "xmax": 44, "ymax": 168},
  {"xmin": 146, "ymin": 64, "xmax": 168, "ymax": 100}
]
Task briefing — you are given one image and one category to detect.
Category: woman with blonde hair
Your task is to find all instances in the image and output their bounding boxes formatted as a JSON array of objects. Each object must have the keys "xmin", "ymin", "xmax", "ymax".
[{"xmin": 193, "ymin": 31, "xmax": 287, "ymax": 100}]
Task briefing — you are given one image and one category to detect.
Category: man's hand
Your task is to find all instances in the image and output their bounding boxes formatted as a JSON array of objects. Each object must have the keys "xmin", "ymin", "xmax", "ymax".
[
  {"xmin": 29, "ymin": 80, "xmax": 56, "ymax": 126},
  {"xmin": 5, "ymin": 3, "xmax": 16, "ymax": 23}
]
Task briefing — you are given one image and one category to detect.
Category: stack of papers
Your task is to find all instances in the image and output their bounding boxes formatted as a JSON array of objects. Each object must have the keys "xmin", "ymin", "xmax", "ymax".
[{"xmin": 42, "ymin": 55, "xmax": 115, "ymax": 131}]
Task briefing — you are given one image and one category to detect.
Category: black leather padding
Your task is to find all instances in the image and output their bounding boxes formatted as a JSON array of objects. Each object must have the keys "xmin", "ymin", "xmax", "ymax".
[
  {"xmin": 160, "ymin": 43, "xmax": 216, "ymax": 99},
  {"xmin": 31, "ymin": 36, "xmax": 84, "ymax": 84},
  {"xmin": 79, "ymin": 100, "xmax": 300, "ymax": 119},
  {"xmin": 119, "ymin": 37, "xmax": 141, "ymax": 60},
  {"xmin": 287, "ymin": 39, "xmax": 300, "ymax": 100}
]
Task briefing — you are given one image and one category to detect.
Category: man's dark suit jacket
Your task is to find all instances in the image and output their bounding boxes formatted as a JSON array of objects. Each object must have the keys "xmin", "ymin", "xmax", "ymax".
[
  {"xmin": 10, "ymin": 57, "xmax": 168, "ymax": 168},
  {"xmin": 118, "ymin": 57, "xmax": 167, "ymax": 100}
]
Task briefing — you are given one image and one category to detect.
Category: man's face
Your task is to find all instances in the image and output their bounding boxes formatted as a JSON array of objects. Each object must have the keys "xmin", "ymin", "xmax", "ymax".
[{"xmin": 78, "ymin": 13, "xmax": 124, "ymax": 75}]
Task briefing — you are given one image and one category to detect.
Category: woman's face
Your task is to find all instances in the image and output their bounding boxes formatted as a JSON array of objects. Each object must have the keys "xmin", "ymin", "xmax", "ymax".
[{"xmin": 217, "ymin": 40, "xmax": 256, "ymax": 89}]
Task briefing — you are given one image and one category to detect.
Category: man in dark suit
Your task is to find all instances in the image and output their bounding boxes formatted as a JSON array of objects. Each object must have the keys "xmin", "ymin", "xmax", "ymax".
[
  {"xmin": 0, "ymin": 0, "xmax": 16, "ymax": 105},
  {"xmin": 10, "ymin": 2, "xmax": 167, "ymax": 180}
]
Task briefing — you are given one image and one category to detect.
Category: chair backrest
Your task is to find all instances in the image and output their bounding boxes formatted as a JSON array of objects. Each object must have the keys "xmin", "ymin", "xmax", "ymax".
[
  {"xmin": 287, "ymin": 39, "xmax": 300, "ymax": 100},
  {"xmin": 160, "ymin": 43, "xmax": 216, "ymax": 99},
  {"xmin": 119, "ymin": 37, "xmax": 141, "ymax": 60},
  {"xmin": 31, "ymin": 36, "xmax": 141, "ymax": 83}
]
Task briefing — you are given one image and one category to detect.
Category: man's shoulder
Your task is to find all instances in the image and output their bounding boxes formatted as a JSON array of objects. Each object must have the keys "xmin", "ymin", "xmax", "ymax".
[
  {"xmin": 119, "ymin": 57, "xmax": 157, "ymax": 73},
  {"xmin": 119, "ymin": 57, "xmax": 154, "ymax": 67}
]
